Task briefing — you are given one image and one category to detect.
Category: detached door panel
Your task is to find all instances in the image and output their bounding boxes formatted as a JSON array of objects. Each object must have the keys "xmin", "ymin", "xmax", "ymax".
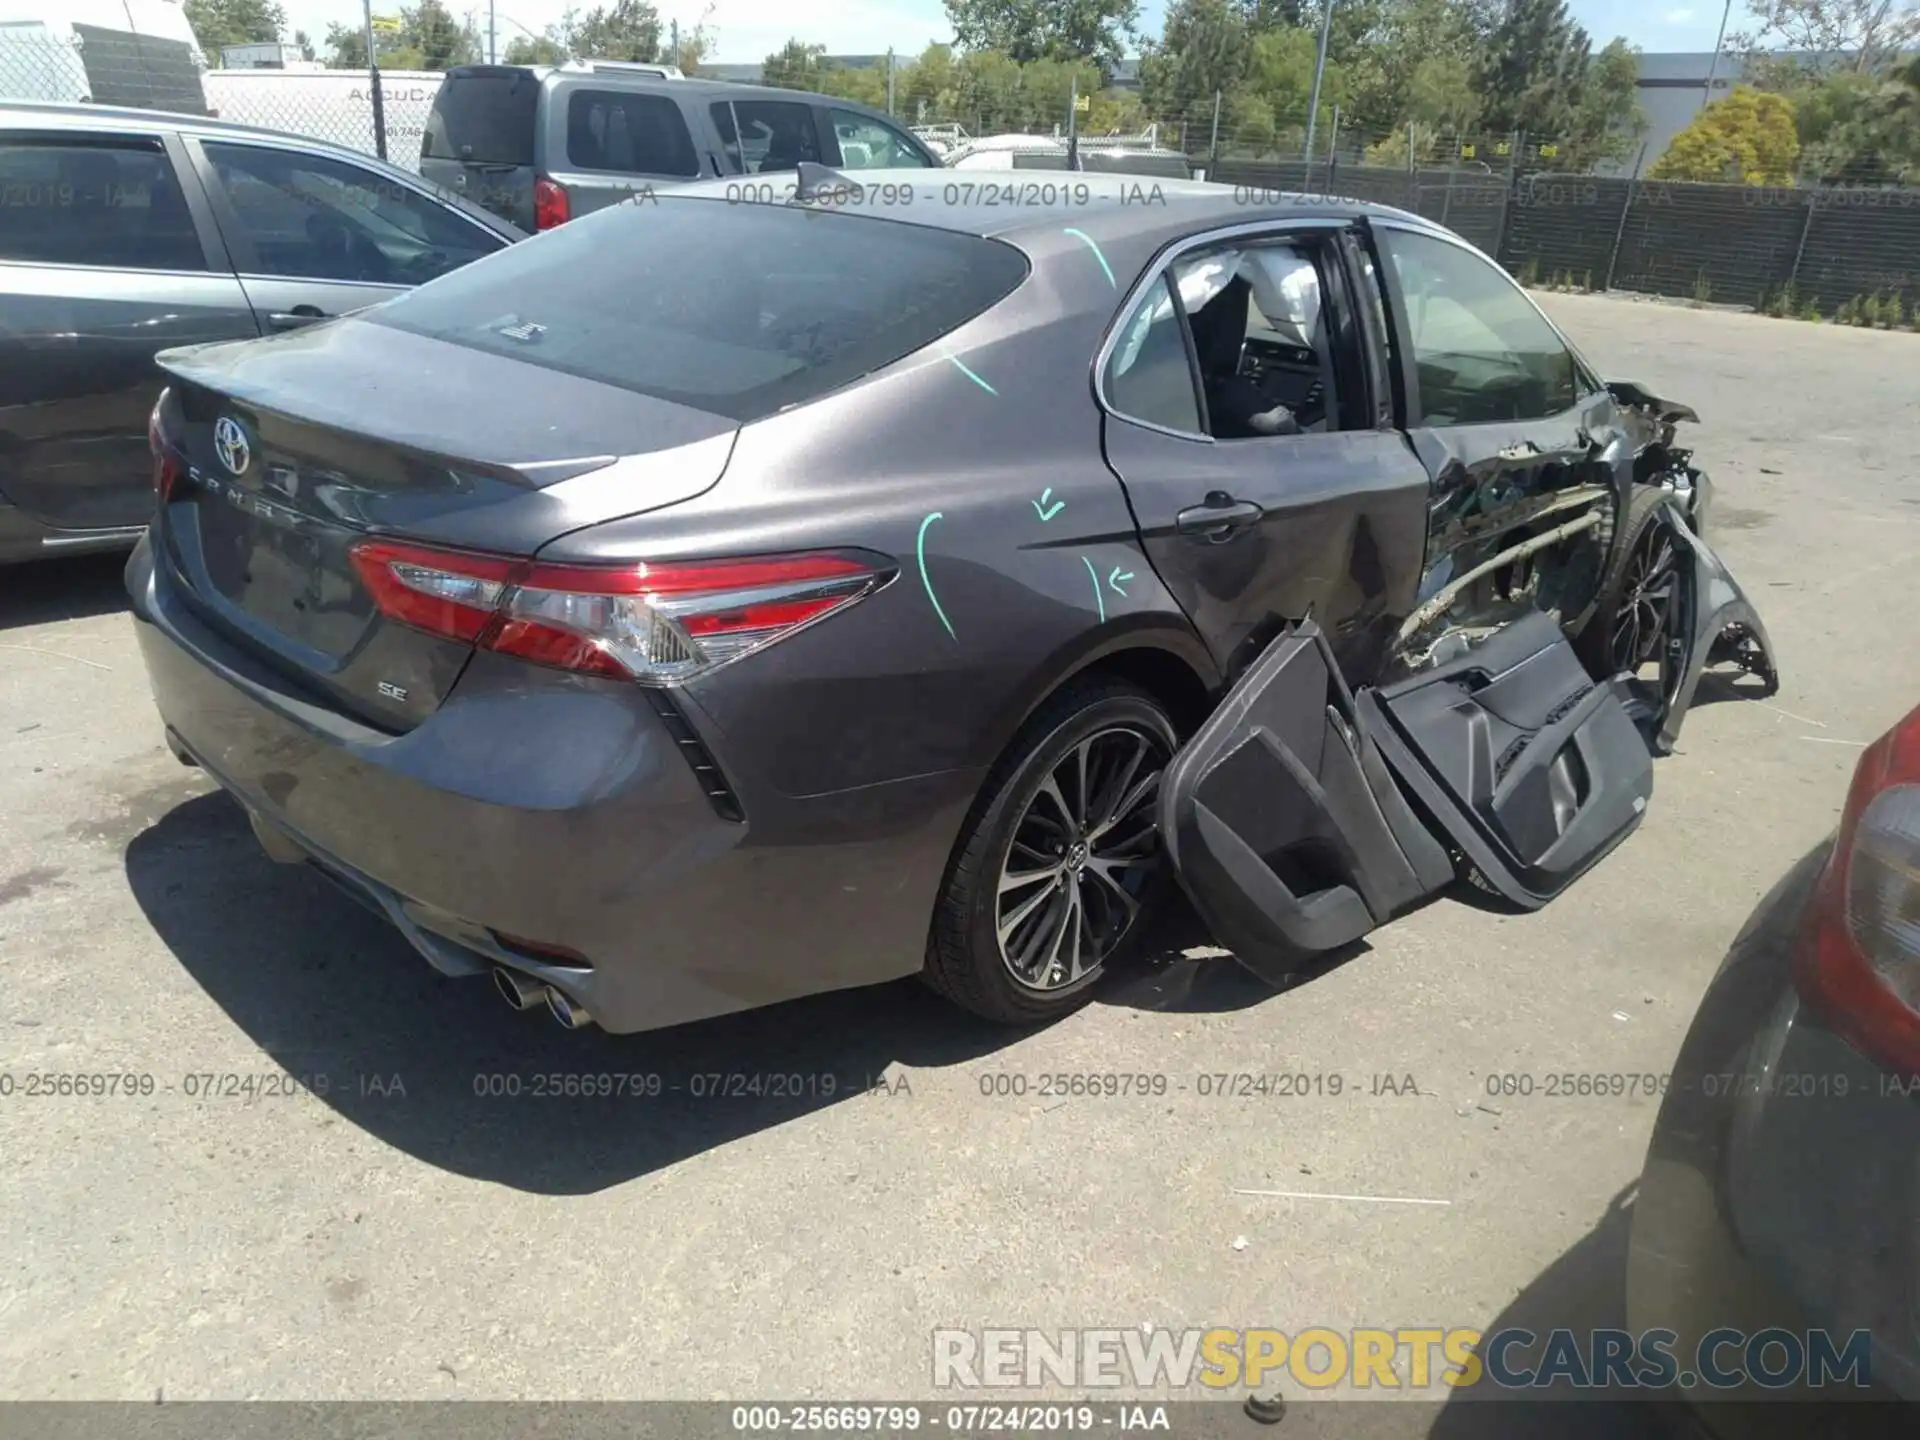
[{"xmin": 1161, "ymin": 613, "xmax": 1653, "ymax": 984}]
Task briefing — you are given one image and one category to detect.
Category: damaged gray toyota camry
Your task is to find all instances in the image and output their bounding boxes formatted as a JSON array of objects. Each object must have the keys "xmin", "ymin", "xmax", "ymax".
[{"xmin": 128, "ymin": 169, "xmax": 1778, "ymax": 1034}]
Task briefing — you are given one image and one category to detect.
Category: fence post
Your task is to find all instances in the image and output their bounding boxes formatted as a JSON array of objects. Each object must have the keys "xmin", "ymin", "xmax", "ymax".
[
  {"xmin": 1440, "ymin": 132, "xmax": 1456, "ymax": 226},
  {"xmin": 1406, "ymin": 120, "xmax": 1416, "ymax": 210},
  {"xmin": 1208, "ymin": 90, "xmax": 1221, "ymax": 173},
  {"xmin": 1602, "ymin": 144, "xmax": 1647, "ymax": 293},
  {"xmin": 1787, "ymin": 187, "xmax": 1817, "ymax": 291},
  {"xmin": 886, "ymin": 49, "xmax": 895, "ymax": 115},
  {"xmin": 362, "ymin": 0, "xmax": 387, "ymax": 161},
  {"xmin": 1326, "ymin": 104, "xmax": 1340, "ymax": 192}
]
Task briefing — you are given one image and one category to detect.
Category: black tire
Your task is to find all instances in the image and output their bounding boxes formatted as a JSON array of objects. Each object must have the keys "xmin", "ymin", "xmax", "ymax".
[
  {"xmin": 924, "ymin": 678, "xmax": 1178, "ymax": 1025},
  {"xmin": 1574, "ymin": 487, "xmax": 1679, "ymax": 681}
]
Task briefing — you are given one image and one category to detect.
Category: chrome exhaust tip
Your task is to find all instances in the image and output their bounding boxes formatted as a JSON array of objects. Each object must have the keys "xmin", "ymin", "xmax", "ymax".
[
  {"xmin": 492, "ymin": 966, "xmax": 545, "ymax": 1011},
  {"xmin": 545, "ymin": 986, "xmax": 593, "ymax": 1030}
]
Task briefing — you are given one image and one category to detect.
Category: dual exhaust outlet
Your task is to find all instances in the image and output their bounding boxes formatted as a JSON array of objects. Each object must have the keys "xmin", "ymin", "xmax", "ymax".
[{"xmin": 492, "ymin": 966, "xmax": 593, "ymax": 1029}]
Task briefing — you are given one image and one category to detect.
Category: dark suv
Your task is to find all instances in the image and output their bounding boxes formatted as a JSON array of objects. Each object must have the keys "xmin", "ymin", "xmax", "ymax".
[{"xmin": 419, "ymin": 60, "xmax": 943, "ymax": 231}]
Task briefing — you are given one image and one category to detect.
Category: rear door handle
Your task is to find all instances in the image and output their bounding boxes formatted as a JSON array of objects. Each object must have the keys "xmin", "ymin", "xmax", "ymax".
[
  {"xmin": 1176, "ymin": 498, "xmax": 1263, "ymax": 541},
  {"xmin": 268, "ymin": 306, "xmax": 327, "ymax": 330}
]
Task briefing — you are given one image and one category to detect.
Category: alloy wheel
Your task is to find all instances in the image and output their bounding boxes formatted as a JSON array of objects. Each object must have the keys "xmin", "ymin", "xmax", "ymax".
[
  {"xmin": 995, "ymin": 724, "xmax": 1172, "ymax": 991},
  {"xmin": 1608, "ymin": 519, "xmax": 1690, "ymax": 715}
]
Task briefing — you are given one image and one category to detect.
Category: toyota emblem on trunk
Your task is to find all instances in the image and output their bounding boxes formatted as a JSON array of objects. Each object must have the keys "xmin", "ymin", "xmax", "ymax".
[{"xmin": 214, "ymin": 417, "xmax": 251, "ymax": 477}]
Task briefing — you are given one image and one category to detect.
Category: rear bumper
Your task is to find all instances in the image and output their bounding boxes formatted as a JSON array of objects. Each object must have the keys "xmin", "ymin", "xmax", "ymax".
[
  {"xmin": 1627, "ymin": 846, "xmax": 1920, "ymax": 1434},
  {"xmin": 126, "ymin": 535, "xmax": 976, "ymax": 1033}
]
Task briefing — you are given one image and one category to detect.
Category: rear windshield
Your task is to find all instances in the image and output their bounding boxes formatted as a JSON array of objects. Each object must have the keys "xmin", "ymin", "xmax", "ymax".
[
  {"xmin": 364, "ymin": 199, "xmax": 1031, "ymax": 423},
  {"xmin": 423, "ymin": 67, "xmax": 539, "ymax": 165}
]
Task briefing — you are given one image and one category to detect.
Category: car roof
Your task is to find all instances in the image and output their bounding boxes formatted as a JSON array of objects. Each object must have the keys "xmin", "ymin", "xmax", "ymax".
[
  {"xmin": 1, "ymin": 98, "xmax": 384, "ymax": 154},
  {"xmin": 527, "ymin": 70, "xmax": 907, "ymax": 124},
  {"xmin": 668, "ymin": 166, "xmax": 1449, "ymax": 250},
  {"xmin": 0, "ymin": 99, "xmax": 525, "ymax": 236}
]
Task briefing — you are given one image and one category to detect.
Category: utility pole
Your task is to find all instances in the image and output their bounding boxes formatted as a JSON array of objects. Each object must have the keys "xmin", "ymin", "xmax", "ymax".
[
  {"xmin": 1066, "ymin": 74, "xmax": 1080, "ymax": 170},
  {"xmin": 488, "ymin": 0, "xmax": 495, "ymax": 63},
  {"xmin": 886, "ymin": 47, "xmax": 895, "ymax": 116},
  {"xmin": 362, "ymin": 0, "xmax": 387, "ymax": 160},
  {"xmin": 1303, "ymin": 0, "xmax": 1334, "ymax": 161},
  {"xmin": 670, "ymin": 17, "xmax": 680, "ymax": 66},
  {"xmin": 1701, "ymin": 0, "xmax": 1733, "ymax": 115}
]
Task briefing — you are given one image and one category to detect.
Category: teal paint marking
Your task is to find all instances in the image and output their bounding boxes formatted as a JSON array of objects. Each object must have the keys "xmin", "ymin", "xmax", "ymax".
[
  {"xmin": 1108, "ymin": 566, "xmax": 1134, "ymax": 597},
  {"xmin": 1063, "ymin": 227, "xmax": 1116, "ymax": 288},
  {"xmin": 940, "ymin": 345, "xmax": 997, "ymax": 395},
  {"xmin": 1032, "ymin": 487, "xmax": 1065, "ymax": 522},
  {"xmin": 1081, "ymin": 555, "xmax": 1106, "ymax": 623},
  {"xmin": 917, "ymin": 512, "xmax": 956, "ymax": 640}
]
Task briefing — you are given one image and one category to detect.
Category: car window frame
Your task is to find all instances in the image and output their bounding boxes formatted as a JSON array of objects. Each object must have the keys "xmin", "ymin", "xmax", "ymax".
[
  {"xmin": 182, "ymin": 133, "xmax": 508, "ymax": 287},
  {"xmin": 1362, "ymin": 218, "xmax": 1606, "ymax": 430},
  {"xmin": 709, "ymin": 95, "xmax": 829, "ymax": 175},
  {"xmin": 1102, "ymin": 271, "xmax": 1207, "ymax": 437},
  {"xmin": 824, "ymin": 107, "xmax": 937, "ymax": 170},
  {"xmin": 0, "ymin": 126, "xmax": 230, "ymax": 275},
  {"xmin": 1093, "ymin": 217, "xmax": 1364, "ymax": 444}
]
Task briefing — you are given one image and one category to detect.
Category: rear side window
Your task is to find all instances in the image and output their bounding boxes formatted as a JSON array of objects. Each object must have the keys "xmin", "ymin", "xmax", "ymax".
[
  {"xmin": 366, "ymin": 199, "xmax": 1030, "ymax": 423},
  {"xmin": 423, "ymin": 68, "xmax": 539, "ymax": 165},
  {"xmin": 0, "ymin": 137, "xmax": 204, "ymax": 271},
  {"xmin": 565, "ymin": 90, "xmax": 698, "ymax": 176},
  {"xmin": 1104, "ymin": 274, "xmax": 1201, "ymax": 434},
  {"xmin": 711, "ymin": 99, "xmax": 822, "ymax": 173}
]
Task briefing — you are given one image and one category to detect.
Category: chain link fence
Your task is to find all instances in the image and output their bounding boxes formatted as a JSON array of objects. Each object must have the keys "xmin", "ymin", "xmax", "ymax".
[{"xmin": 5, "ymin": 34, "xmax": 1917, "ymax": 317}]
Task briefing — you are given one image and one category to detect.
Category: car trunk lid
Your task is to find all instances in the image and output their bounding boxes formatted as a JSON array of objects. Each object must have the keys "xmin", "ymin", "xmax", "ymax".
[{"xmin": 154, "ymin": 318, "xmax": 736, "ymax": 729}]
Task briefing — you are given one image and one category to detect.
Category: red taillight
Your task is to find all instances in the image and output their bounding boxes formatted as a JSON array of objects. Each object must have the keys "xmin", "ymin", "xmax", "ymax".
[
  {"xmin": 347, "ymin": 540, "xmax": 518, "ymax": 644},
  {"xmin": 1794, "ymin": 703, "xmax": 1920, "ymax": 1078},
  {"xmin": 347, "ymin": 541, "xmax": 886, "ymax": 684},
  {"xmin": 149, "ymin": 398, "xmax": 182, "ymax": 502},
  {"xmin": 533, "ymin": 175, "xmax": 570, "ymax": 230}
]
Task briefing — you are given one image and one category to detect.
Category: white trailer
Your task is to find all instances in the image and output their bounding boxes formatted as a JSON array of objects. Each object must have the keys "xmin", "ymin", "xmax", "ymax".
[{"xmin": 201, "ymin": 68, "xmax": 445, "ymax": 171}]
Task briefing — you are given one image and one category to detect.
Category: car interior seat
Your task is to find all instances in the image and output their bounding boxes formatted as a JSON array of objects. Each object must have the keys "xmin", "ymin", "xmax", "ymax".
[{"xmin": 568, "ymin": 106, "xmax": 605, "ymax": 168}]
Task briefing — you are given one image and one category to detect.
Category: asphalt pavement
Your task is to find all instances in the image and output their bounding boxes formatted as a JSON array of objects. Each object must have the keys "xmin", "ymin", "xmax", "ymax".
[{"xmin": 1, "ymin": 293, "xmax": 1917, "ymax": 1429}]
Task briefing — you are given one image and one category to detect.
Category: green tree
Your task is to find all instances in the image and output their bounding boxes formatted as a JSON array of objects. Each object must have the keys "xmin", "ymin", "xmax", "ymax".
[
  {"xmin": 1339, "ymin": 0, "xmax": 1483, "ymax": 134},
  {"xmin": 1138, "ymin": 0, "xmax": 1251, "ymax": 123},
  {"xmin": 1569, "ymin": 36, "xmax": 1643, "ymax": 167},
  {"xmin": 672, "ymin": 5, "xmax": 717, "ymax": 75},
  {"xmin": 943, "ymin": 0, "xmax": 1141, "ymax": 70},
  {"xmin": 184, "ymin": 0, "xmax": 285, "ymax": 53},
  {"xmin": 897, "ymin": 42, "xmax": 958, "ymax": 122},
  {"xmin": 815, "ymin": 65, "xmax": 889, "ymax": 107},
  {"xmin": 562, "ymin": 0, "xmax": 663, "ymax": 62},
  {"xmin": 504, "ymin": 34, "xmax": 566, "ymax": 63},
  {"xmin": 323, "ymin": 21, "xmax": 366, "ymax": 67},
  {"xmin": 762, "ymin": 38, "xmax": 828, "ymax": 89},
  {"xmin": 1244, "ymin": 24, "xmax": 1344, "ymax": 129},
  {"xmin": 1474, "ymin": 0, "xmax": 1593, "ymax": 139},
  {"xmin": 1792, "ymin": 55, "xmax": 1920, "ymax": 183},
  {"xmin": 1726, "ymin": 0, "xmax": 1920, "ymax": 79},
  {"xmin": 1649, "ymin": 85, "xmax": 1800, "ymax": 184},
  {"xmin": 401, "ymin": 0, "xmax": 476, "ymax": 69}
]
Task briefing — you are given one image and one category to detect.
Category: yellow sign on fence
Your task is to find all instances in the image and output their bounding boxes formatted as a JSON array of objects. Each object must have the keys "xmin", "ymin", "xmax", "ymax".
[
  {"xmin": 1073, "ymin": 94, "xmax": 1090, "ymax": 113},
  {"xmin": 370, "ymin": 14, "xmax": 402, "ymax": 31}
]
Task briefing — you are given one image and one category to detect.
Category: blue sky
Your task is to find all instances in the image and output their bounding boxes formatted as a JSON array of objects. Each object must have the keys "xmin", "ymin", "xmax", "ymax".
[{"xmin": 288, "ymin": 0, "xmax": 1741, "ymax": 68}]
